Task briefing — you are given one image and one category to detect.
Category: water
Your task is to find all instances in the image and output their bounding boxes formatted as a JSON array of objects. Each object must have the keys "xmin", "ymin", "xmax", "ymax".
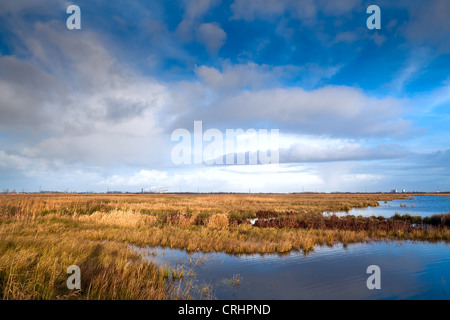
[
  {"xmin": 325, "ymin": 195, "xmax": 450, "ymax": 218},
  {"xmin": 134, "ymin": 241, "xmax": 450, "ymax": 300}
]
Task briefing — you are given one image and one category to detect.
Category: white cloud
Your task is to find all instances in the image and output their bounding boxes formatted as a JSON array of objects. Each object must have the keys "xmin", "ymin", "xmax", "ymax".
[
  {"xmin": 390, "ymin": 47, "xmax": 433, "ymax": 93},
  {"xmin": 96, "ymin": 165, "xmax": 324, "ymax": 192},
  {"xmin": 0, "ymin": 151, "xmax": 31, "ymax": 170},
  {"xmin": 99, "ymin": 170, "xmax": 169, "ymax": 187},
  {"xmin": 195, "ymin": 62, "xmax": 342, "ymax": 92},
  {"xmin": 88, "ymin": 162, "xmax": 393, "ymax": 193}
]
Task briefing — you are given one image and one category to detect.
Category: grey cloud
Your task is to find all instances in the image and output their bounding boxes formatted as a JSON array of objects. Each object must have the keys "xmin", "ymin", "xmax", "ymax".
[
  {"xmin": 0, "ymin": 55, "xmax": 68, "ymax": 130},
  {"xmin": 201, "ymin": 142, "xmax": 410, "ymax": 166},
  {"xmin": 412, "ymin": 149, "xmax": 450, "ymax": 171},
  {"xmin": 176, "ymin": 22, "xmax": 227, "ymax": 55},
  {"xmin": 403, "ymin": 0, "xmax": 450, "ymax": 53},
  {"xmin": 104, "ymin": 98, "xmax": 149, "ymax": 122},
  {"xmin": 175, "ymin": 0, "xmax": 226, "ymax": 54},
  {"xmin": 23, "ymin": 133, "xmax": 169, "ymax": 167},
  {"xmin": 348, "ymin": 148, "xmax": 450, "ymax": 191},
  {"xmin": 230, "ymin": 0, "xmax": 361, "ymax": 22},
  {"xmin": 231, "ymin": 0, "xmax": 294, "ymax": 21},
  {"xmin": 196, "ymin": 23, "xmax": 227, "ymax": 54},
  {"xmin": 170, "ymin": 85, "xmax": 412, "ymax": 138},
  {"xmin": 195, "ymin": 63, "xmax": 300, "ymax": 91},
  {"xmin": 0, "ymin": 0, "xmax": 64, "ymax": 15},
  {"xmin": 181, "ymin": 0, "xmax": 221, "ymax": 21},
  {"xmin": 318, "ymin": 0, "xmax": 361, "ymax": 16},
  {"xmin": 1, "ymin": 19, "xmax": 168, "ymax": 129}
]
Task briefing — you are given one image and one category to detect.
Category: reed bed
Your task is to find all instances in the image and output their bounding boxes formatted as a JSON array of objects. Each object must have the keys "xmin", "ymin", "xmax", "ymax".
[
  {"xmin": 0, "ymin": 193, "xmax": 404, "ymax": 219},
  {"xmin": 77, "ymin": 209, "xmax": 158, "ymax": 228},
  {"xmin": 0, "ymin": 223, "xmax": 185, "ymax": 300}
]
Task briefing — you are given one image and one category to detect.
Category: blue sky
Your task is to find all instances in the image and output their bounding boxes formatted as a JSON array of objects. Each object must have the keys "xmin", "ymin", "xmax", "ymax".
[{"xmin": 0, "ymin": 0, "xmax": 450, "ymax": 193}]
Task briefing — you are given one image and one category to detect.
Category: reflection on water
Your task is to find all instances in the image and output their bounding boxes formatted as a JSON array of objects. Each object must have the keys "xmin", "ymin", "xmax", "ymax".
[
  {"xmin": 133, "ymin": 240, "xmax": 450, "ymax": 300},
  {"xmin": 325, "ymin": 195, "xmax": 450, "ymax": 218}
]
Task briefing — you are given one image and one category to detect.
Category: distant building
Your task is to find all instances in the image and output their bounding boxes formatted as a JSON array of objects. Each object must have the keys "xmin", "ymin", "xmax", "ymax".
[{"xmin": 391, "ymin": 189, "xmax": 398, "ymax": 193}]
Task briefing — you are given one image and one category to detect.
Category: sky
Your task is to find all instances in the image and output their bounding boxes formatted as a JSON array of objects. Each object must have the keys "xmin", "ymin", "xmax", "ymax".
[{"xmin": 0, "ymin": 0, "xmax": 450, "ymax": 193}]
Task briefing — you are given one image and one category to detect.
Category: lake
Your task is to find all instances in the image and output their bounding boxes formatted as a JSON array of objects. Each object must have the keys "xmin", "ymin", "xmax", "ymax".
[
  {"xmin": 325, "ymin": 195, "xmax": 450, "ymax": 218},
  {"xmin": 133, "ymin": 240, "xmax": 450, "ymax": 300}
]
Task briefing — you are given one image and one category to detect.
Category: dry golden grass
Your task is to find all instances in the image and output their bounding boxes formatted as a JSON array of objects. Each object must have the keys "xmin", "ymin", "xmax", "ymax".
[
  {"xmin": 78, "ymin": 209, "xmax": 157, "ymax": 228},
  {"xmin": 206, "ymin": 214, "xmax": 229, "ymax": 230},
  {"xmin": 0, "ymin": 219, "xmax": 184, "ymax": 300},
  {"xmin": 0, "ymin": 192, "xmax": 408, "ymax": 219}
]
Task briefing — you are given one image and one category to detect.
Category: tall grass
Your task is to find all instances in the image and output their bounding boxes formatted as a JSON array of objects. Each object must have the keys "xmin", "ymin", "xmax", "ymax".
[
  {"xmin": 78, "ymin": 209, "xmax": 158, "ymax": 228},
  {"xmin": 0, "ymin": 221, "xmax": 182, "ymax": 300}
]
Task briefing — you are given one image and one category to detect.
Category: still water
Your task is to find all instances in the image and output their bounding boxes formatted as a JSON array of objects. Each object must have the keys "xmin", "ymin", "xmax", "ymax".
[
  {"xmin": 326, "ymin": 195, "xmax": 450, "ymax": 217},
  {"xmin": 134, "ymin": 240, "xmax": 450, "ymax": 300}
]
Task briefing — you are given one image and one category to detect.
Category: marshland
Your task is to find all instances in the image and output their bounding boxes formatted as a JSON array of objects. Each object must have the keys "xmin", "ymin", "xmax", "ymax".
[{"xmin": 1, "ymin": 193, "xmax": 449, "ymax": 299}]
